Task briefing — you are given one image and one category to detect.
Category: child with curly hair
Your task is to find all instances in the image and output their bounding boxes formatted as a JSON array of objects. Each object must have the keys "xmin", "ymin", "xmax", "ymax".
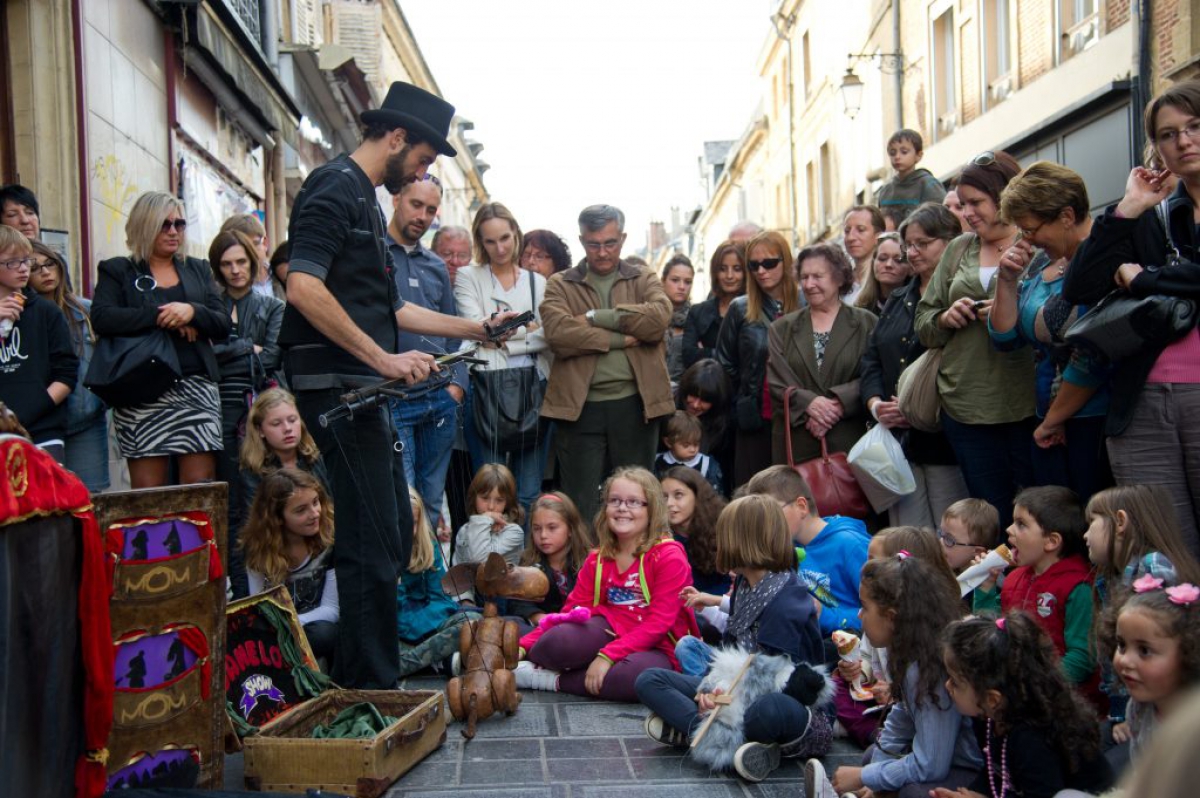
[
  {"xmin": 662, "ymin": 466, "xmax": 730, "ymax": 596},
  {"xmin": 808, "ymin": 554, "xmax": 983, "ymax": 798},
  {"xmin": 241, "ymin": 468, "xmax": 337, "ymax": 662},
  {"xmin": 933, "ymin": 612, "xmax": 1114, "ymax": 798}
]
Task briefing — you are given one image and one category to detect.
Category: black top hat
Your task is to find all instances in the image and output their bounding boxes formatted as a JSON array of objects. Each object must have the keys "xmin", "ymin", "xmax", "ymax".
[{"xmin": 361, "ymin": 82, "xmax": 457, "ymax": 157}]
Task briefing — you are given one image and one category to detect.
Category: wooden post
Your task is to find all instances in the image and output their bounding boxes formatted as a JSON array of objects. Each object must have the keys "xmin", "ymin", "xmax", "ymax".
[{"xmin": 690, "ymin": 654, "xmax": 755, "ymax": 748}]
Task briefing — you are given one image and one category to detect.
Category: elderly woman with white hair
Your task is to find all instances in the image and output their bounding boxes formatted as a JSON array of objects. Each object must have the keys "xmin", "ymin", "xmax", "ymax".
[{"xmin": 91, "ymin": 191, "xmax": 230, "ymax": 488}]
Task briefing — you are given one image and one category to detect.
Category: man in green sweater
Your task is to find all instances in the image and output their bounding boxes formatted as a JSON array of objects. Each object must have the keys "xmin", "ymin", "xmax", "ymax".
[{"xmin": 540, "ymin": 205, "xmax": 674, "ymax": 522}]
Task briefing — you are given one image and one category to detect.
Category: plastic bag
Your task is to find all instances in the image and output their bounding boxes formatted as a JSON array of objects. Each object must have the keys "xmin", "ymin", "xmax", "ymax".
[{"xmin": 846, "ymin": 424, "xmax": 917, "ymax": 513}]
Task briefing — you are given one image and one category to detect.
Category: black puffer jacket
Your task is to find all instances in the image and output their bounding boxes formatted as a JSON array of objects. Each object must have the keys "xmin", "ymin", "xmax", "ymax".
[
  {"xmin": 1063, "ymin": 183, "xmax": 1200, "ymax": 436},
  {"xmin": 715, "ymin": 294, "xmax": 786, "ymax": 432}
]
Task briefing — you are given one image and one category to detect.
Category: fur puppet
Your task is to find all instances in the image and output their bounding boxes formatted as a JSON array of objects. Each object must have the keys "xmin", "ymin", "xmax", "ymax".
[{"xmin": 690, "ymin": 646, "xmax": 835, "ymax": 771}]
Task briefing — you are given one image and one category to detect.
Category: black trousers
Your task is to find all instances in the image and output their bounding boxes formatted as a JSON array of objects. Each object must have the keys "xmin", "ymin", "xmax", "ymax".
[{"xmin": 289, "ymin": 377, "xmax": 412, "ymax": 690}]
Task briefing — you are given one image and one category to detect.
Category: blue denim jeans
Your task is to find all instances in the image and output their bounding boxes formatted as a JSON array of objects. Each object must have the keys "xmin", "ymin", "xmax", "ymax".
[
  {"xmin": 65, "ymin": 415, "xmax": 111, "ymax": 492},
  {"xmin": 941, "ymin": 412, "xmax": 1035, "ymax": 529},
  {"xmin": 391, "ymin": 388, "xmax": 460, "ymax": 529},
  {"xmin": 463, "ymin": 380, "xmax": 547, "ymax": 515},
  {"xmin": 675, "ymin": 636, "xmax": 715, "ymax": 677}
]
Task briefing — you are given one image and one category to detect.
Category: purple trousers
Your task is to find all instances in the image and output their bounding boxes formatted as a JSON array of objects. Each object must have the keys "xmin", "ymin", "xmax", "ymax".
[{"xmin": 528, "ymin": 615, "xmax": 673, "ymax": 702}]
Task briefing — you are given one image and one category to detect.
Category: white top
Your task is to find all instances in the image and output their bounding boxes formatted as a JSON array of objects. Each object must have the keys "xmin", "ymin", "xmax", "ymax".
[
  {"xmin": 246, "ymin": 553, "xmax": 339, "ymax": 627},
  {"xmin": 454, "ymin": 264, "xmax": 550, "ymax": 376}
]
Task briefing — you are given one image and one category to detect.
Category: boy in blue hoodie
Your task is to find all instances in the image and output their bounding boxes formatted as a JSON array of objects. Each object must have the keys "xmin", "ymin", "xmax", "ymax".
[{"xmin": 745, "ymin": 465, "xmax": 870, "ymax": 637}]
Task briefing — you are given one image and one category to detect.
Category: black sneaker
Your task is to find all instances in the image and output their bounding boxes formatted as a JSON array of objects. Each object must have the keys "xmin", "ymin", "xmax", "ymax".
[
  {"xmin": 733, "ymin": 741, "xmax": 781, "ymax": 782},
  {"xmin": 644, "ymin": 713, "xmax": 689, "ymax": 748}
]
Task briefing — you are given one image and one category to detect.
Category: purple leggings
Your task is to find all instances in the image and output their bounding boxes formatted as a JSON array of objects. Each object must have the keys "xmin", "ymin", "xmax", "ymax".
[
  {"xmin": 528, "ymin": 615, "xmax": 673, "ymax": 702},
  {"xmin": 832, "ymin": 672, "xmax": 883, "ymax": 748}
]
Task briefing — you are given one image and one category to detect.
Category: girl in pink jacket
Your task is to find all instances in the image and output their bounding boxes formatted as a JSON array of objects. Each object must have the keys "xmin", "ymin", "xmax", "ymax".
[{"xmin": 516, "ymin": 467, "xmax": 699, "ymax": 701}]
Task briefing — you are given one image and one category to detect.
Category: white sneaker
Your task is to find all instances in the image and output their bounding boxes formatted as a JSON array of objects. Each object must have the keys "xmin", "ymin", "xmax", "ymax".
[
  {"xmin": 804, "ymin": 758, "xmax": 838, "ymax": 798},
  {"xmin": 513, "ymin": 660, "xmax": 560, "ymax": 691},
  {"xmin": 450, "ymin": 652, "xmax": 462, "ymax": 677},
  {"xmin": 733, "ymin": 742, "xmax": 781, "ymax": 782}
]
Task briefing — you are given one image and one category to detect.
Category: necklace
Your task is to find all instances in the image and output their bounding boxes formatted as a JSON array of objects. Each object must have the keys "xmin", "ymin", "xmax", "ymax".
[{"xmin": 984, "ymin": 718, "xmax": 1012, "ymax": 798}]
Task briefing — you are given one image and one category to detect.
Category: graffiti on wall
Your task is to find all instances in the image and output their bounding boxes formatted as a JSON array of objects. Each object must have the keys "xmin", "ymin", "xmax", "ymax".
[{"xmin": 92, "ymin": 154, "xmax": 139, "ymax": 244}]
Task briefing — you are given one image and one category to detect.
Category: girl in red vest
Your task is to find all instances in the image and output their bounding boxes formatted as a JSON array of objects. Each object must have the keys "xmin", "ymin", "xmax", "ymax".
[
  {"xmin": 515, "ymin": 467, "xmax": 699, "ymax": 701},
  {"xmin": 973, "ymin": 486, "xmax": 1100, "ymax": 704}
]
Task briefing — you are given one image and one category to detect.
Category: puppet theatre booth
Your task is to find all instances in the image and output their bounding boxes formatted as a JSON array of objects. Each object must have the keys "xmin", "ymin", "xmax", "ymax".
[{"xmin": 0, "ymin": 434, "xmax": 111, "ymax": 798}]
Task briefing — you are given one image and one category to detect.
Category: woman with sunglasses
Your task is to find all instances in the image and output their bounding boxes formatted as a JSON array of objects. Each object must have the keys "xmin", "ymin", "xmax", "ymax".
[
  {"xmin": 714, "ymin": 231, "xmax": 801, "ymax": 486},
  {"xmin": 91, "ymin": 191, "xmax": 230, "ymax": 488},
  {"xmin": 682, "ymin": 240, "xmax": 746, "ymax": 369},
  {"xmin": 860, "ymin": 203, "xmax": 968, "ymax": 527},
  {"xmin": 27, "ymin": 241, "xmax": 110, "ymax": 490},
  {"xmin": 988, "ymin": 162, "xmax": 1110, "ymax": 501},
  {"xmin": 456, "ymin": 201, "xmax": 549, "ymax": 513},
  {"xmin": 915, "ymin": 151, "xmax": 1036, "ymax": 529},
  {"xmin": 1064, "ymin": 80, "xmax": 1200, "ymax": 555},
  {"xmin": 768, "ymin": 243, "xmax": 876, "ymax": 469}
]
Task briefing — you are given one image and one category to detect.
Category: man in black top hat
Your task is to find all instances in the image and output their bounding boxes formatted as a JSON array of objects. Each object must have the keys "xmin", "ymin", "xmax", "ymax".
[{"xmin": 280, "ymin": 81, "xmax": 516, "ymax": 689}]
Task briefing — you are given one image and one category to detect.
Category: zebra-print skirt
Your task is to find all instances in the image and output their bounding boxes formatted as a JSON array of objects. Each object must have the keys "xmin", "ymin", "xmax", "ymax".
[{"xmin": 113, "ymin": 375, "xmax": 223, "ymax": 457}]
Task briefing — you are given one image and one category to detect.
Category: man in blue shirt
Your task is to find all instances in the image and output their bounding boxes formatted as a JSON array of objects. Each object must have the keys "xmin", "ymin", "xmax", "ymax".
[{"xmin": 386, "ymin": 176, "xmax": 465, "ymax": 529}]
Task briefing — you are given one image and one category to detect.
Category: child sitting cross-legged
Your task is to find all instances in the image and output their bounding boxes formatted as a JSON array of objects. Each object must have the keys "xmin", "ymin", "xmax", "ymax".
[
  {"xmin": 515, "ymin": 467, "xmax": 699, "ymax": 702},
  {"xmin": 636, "ymin": 495, "xmax": 832, "ymax": 783},
  {"xmin": 933, "ymin": 612, "xmax": 1115, "ymax": 798},
  {"xmin": 654, "ymin": 410, "xmax": 726, "ymax": 496},
  {"xmin": 506, "ymin": 491, "xmax": 595, "ymax": 636}
]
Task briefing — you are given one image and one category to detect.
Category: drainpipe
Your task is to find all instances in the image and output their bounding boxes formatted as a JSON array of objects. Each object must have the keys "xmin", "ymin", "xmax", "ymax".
[
  {"xmin": 893, "ymin": 0, "xmax": 904, "ymax": 128},
  {"xmin": 261, "ymin": 0, "xmax": 279, "ymax": 69},
  {"xmin": 1132, "ymin": 0, "xmax": 1152, "ymax": 164},
  {"xmin": 771, "ymin": 10, "xmax": 799, "ymax": 249},
  {"xmin": 70, "ymin": 0, "xmax": 92, "ymax": 294}
]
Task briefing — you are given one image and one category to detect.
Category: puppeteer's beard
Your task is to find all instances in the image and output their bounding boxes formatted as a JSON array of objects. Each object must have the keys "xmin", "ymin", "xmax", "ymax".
[{"xmin": 382, "ymin": 145, "xmax": 412, "ymax": 194}]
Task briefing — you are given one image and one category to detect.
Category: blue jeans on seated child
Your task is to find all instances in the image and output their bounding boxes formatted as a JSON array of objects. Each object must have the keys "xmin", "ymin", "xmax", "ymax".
[
  {"xmin": 635, "ymin": 667, "xmax": 827, "ymax": 756},
  {"xmin": 676, "ymin": 636, "xmax": 715, "ymax": 677}
]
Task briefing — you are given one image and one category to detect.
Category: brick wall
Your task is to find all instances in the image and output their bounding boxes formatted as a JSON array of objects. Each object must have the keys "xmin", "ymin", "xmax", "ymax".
[{"xmin": 1017, "ymin": 0, "xmax": 1053, "ymax": 87}]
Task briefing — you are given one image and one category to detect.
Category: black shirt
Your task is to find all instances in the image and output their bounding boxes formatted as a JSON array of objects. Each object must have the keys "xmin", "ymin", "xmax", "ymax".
[{"xmin": 279, "ymin": 154, "xmax": 405, "ymax": 376}]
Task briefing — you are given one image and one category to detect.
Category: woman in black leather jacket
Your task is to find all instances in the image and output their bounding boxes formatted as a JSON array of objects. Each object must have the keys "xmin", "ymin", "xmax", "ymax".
[
  {"xmin": 682, "ymin": 240, "xmax": 745, "ymax": 368},
  {"xmin": 209, "ymin": 229, "xmax": 284, "ymax": 522},
  {"xmin": 714, "ymin": 231, "xmax": 801, "ymax": 487}
]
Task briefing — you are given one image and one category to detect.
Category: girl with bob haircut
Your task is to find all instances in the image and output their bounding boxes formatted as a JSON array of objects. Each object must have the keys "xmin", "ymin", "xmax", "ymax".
[
  {"xmin": 637, "ymin": 495, "xmax": 831, "ymax": 782},
  {"xmin": 937, "ymin": 612, "xmax": 1114, "ymax": 797},
  {"xmin": 675, "ymin": 359, "xmax": 734, "ymax": 480},
  {"xmin": 91, "ymin": 190, "xmax": 230, "ymax": 488},
  {"xmin": 516, "ymin": 467, "xmax": 699, "ymax": 702},
  {"xmin": 682, "ymin": 239, "xmax": 746, "ymax": 369},
  {"xmin": 715, "ymin": 230, "xmax": 802, "ymax": 486},
  {"xmin": 241, "ymin": 467, "xmax": 338, "ymax": 661}
]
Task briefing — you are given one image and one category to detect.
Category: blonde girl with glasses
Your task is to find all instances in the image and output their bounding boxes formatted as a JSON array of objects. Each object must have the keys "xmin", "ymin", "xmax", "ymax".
[{"xmin": 516, "ymin": 466, "xmax": 699, "ymax": 701}]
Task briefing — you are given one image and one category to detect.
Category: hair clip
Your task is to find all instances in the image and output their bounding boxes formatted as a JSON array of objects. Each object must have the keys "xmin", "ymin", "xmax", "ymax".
[
  {"xmin": 536, "ymin": 493, "xmax": 560, "ymax": 504},
  {"xmin": 896, "ymin": 550, "xmax": 911, "ymax": 561},
  {"xmin": 1133, "ymin": 574, "xmax": 1165, "ymax": 593},
  {"xmin": 995, "ymin": 617, "xmax": 1006, "ymax": 631},
  {"xmin": 1165, "ymin": 583, "xmax": 1200, "ymax": 606}
]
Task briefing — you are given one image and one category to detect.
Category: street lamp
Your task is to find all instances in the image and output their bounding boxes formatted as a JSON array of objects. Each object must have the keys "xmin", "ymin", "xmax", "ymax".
[{"xmin": 839, "ymin": 69, "xmax": 865, "ymax": 119}]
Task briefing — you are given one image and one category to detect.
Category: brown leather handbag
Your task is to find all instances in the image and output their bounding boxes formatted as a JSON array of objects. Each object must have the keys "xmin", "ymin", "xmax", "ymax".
[{"xmin": 784, "ymin": 387, "xmax": 870, "ymax": 518}]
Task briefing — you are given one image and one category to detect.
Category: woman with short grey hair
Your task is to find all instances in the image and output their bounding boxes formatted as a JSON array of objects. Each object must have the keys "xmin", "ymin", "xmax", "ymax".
[{"xmin": 91, "ymin": 191, "xmax": 230, "ymax": 488}]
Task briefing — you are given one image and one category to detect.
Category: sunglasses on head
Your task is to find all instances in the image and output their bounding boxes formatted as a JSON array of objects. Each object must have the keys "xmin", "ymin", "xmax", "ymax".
[
  {"xmin": 970, "ymin": 151, "xmax": 996, "ymax": 167},
  {"xmin": 747, "ymin": 258, "xmax": 783, "ymax": 272}
]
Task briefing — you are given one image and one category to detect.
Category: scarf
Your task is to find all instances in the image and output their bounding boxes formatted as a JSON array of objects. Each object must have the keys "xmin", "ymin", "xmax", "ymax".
[
  {"xmin": 725, "ymin": 570, "xmax": 794, "ymax": 650},
  {"xmin": 670, "ymin": 302, "xmax": 691, "ymax": 330}
]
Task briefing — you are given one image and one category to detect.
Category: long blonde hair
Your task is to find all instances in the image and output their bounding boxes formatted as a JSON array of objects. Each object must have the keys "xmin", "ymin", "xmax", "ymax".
[
  {"xmin": 594, "ymin": 467, "xmax": 670, "ymax": 559},
  {"xmin": 239, "ymin": 388, "xmax": 321, "ymax": 473},
  {"xmin": 408, "ymin": 486, "xmax": 436, "ymax": 574},
  {"xmin": 239, "ymin": 468, "xmax": 335, "ymax": 586}
]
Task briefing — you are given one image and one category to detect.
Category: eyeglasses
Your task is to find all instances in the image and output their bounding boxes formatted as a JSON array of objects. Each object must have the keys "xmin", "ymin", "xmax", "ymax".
[
  {"xmin": 1155, "ymin": 119, "xmax": 1200, "ymax": 148},
  {"xmin": 30, "ymin": 259, "xmax": 57, "ymax": 274},
  {"xmin": 0, "ymin": 257, "xmax": 31, "ymax": 271},
  {"xmin": 160, "ymin": 219, "xmax": 188, "ymax": 233},
  {"xmin": 904, "ymin": 238, "xmax": 939, "ymax": 252},
  {"xmin": 606, "ymin": 497, "xmax": 649, "ymax": 510},
  {"xmin": 522, "ymin": 250, "xmax": 551, "ymax": 263},
  {"xmin": 970, "ymin": 151, "xmax": 996, "ymax": 166},
  {"xmin": 747, "ymin": 258, "xmax": 783, "ymax": 272},
  {"xmin": 937, "ymin": 528, "xmax": 980, "ymax": 549},
  {"xmin": 582, "ymin": 239, "xmax": 622, "ymax": 253},
  {"xmin": 1017, "ymin": 216, "xmax": 1054, "ymax": 240}
]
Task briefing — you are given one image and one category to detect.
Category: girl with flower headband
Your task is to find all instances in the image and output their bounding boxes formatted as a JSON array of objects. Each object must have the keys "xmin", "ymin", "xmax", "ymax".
[
  {"xmin": 931, "ymin": 612, "xmax": 1114, "ymax": 798},
  {"xmin": 808, "ymin": 552, "xmax": 984, "ymax": 798},
  {"xmin": 1099, "ymin": 573, "xmax": 1200, "ymax": 760}
]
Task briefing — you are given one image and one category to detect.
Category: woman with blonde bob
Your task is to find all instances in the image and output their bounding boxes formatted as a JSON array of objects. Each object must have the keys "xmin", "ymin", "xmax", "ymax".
[
  {"xmin": 715, "ymin": 230, "xmax": 802, "ymax": 485},
  {"xmin": 241, "ymin": 467, "xmax": 338, "ymax": 661},
  {"xmin": 516, "ymin": 467, "xmax": 699, "ymax": 702},
  {"xmin": 91, "ymin": 191, "xmax": 230, "ymax": 488},
  {"xmin": 636, "ymin": 495, "xmax": 831, "ymax": 782}
]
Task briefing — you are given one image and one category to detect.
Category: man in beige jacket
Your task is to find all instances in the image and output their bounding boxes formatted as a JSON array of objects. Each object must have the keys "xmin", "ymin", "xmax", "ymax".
[{"xmin": 540, "ymin": 205, "xmax": 674, "ymax": 522}]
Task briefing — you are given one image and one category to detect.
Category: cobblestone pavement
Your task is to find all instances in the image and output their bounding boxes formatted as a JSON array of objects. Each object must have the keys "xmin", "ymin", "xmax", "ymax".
[{"xmin": 224, "ymin": 674, "xmax": 864, "ymax": 796}]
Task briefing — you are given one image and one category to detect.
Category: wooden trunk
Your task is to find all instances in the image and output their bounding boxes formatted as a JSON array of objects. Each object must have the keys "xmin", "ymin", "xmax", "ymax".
[{"xmin": 242, "ymin": 689, "xmax": 447, "ymax": 797}]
